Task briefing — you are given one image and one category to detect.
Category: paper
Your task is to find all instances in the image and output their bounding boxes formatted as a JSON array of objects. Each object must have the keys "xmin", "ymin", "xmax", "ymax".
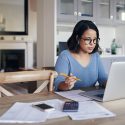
[
  {"xmin": 0, "ymin": 102, "xmax": 48, "ymax": 123},
  {"xmin": 55, "ymin": 90, "xmax": 91, "ymax": 102},
  {"xmin": 31, "ymin": 99, "xmax": 67, "ymax": 119},
  {"xmin": 0, "ymin": 99, "xmax": 115, "ymax": 122},
  {"xmin": 0, "ymin": 99, "xmax": 68, "ymax": 123},
  {"xmin": 66, "ymin": 101, "xmax": 115, "ymax": 120}
]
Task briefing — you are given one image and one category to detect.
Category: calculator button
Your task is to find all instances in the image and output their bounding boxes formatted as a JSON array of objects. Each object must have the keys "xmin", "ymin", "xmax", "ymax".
[{"xmin": 63, "ymin": 101, "xmax": 79, "ymax": 112}]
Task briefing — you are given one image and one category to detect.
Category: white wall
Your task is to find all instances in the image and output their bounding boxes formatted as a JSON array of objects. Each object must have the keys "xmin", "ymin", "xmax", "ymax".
[
  {"xmin": 29, "ymin": 0, "xmax": 37, "ymax": 42},
  {"xmin": 115, "ymin": 25, "xmax": 125, "ymax": 54},
  {"xmin": 98, "ymin": 26, "xmax": 115, "ymax": 52},
  {"xmin": 37, "ymin": 0, "xmax": 56, "ymax": 67},
  {"xmin": 57, "ymin": 31, "xmax": 72, "ymax": 44}
]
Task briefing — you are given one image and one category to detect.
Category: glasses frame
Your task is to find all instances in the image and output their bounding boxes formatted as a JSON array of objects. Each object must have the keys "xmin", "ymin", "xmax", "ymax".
[{"xmin": 81, "ymin": 37, "xmax": 100, "ymax": 45}]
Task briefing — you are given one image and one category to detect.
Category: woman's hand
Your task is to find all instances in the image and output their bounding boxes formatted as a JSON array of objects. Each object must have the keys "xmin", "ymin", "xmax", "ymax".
[{"xmin": 65, "ymin": 73, "xmax": 77, "ymax": 89}]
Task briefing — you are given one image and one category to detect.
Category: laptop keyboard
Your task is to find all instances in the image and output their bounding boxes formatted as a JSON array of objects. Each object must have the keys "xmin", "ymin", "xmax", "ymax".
[{"xmin": 95, "ymin": 93, "xmax": 104, "ymax": 98}]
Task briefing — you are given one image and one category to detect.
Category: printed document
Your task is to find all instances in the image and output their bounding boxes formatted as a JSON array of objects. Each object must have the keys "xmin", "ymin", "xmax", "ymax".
[
  {"xmin": 0, "ymin": 99, "xmax": 67, "ymax": 123},
  {"xmin": 31, "ymin": 99, "xmax": 67, "ymax": 119},
  {"xmin": 66, "ymin": 101, "xmax": 115, "ymax": 120},
  {"xmin": 0, "ymin": 99, "xmax": 115, "ymax": 122},
  {"xmin": 0, "ymin": 102, "xmax": 48, "ymax": 123},
  {"xmin": 55, "ymin": 90, "xmax": 91, "ymax": 102}
]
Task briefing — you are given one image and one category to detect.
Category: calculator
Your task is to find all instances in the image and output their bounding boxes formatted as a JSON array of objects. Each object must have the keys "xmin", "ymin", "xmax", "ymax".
[{"xmin": 63, "ymin": 101, "xmax": 79, "ymax": 112}]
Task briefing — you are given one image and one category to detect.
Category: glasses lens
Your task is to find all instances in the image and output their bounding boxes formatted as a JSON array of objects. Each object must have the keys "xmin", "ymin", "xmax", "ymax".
[
  {"xmin": 85, "ymin": 38, "xmax": 91, "ymax": 44},
  {"xmin": 93, "ymin": 39, "xmax": 97, "ymax": 44},
  {"xmin": 93, "ymin": 38, "xmax": 100, "ymax": 44}
]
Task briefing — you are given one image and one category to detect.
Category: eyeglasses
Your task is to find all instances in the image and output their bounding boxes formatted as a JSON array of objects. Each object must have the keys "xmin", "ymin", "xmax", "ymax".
[{"xmin": 81, "ymin": 37, "xmax": 100, "ymax": 45}]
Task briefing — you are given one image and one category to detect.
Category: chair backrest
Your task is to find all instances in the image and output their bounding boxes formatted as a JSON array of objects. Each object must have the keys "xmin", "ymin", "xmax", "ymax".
[
  {"xmin": 58, "ymin": 42, "xmax": 68, "ymax": 54},
  {"xmin": 0, "ymin": 70, "xmax": 57, "ymax": 97}
]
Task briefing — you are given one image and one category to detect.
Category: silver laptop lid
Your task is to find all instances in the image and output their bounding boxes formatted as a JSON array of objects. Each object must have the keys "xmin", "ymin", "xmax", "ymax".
[{"xmin": 103, "ymin": 62, "xmax": 125, "ymax": 102}]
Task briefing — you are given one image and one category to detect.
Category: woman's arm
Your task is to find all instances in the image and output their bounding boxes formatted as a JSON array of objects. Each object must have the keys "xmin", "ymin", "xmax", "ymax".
[{"xmin": 54, "ymin": 52, "xmax": 76, "ymax": 91}]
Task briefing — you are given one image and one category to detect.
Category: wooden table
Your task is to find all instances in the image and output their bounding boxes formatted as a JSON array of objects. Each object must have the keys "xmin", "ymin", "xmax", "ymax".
[{"xmin": 0, "ymin": 92, "xmax": 125, "ymax": 125}]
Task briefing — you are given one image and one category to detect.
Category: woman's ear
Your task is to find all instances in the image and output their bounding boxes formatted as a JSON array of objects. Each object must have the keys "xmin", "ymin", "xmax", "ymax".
[
  {"xmin": 76, "ymin": 35, "xmax": 80, "ymax": 45},
  {"xmin": 76, "ymin": 35, "xmax": 79, "ymax": 41}
]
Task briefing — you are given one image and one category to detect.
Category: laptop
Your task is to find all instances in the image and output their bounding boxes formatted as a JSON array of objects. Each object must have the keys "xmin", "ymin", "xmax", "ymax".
[{"xmin": 79, "ymin": 62, "xmax": 125, "ymax": 102}]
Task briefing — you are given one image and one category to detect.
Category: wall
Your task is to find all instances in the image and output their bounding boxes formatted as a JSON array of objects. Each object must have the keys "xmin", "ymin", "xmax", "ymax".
[
  {"xmin": 98, "ymin": 26, "xmax": 115, "ymax": 52},
  {"xmin": 28, "ymin": 0, "xmax": 37, "ymax": 42},
  {"xmin": 37, "ymin": 0, "xmax": 56, "ymax": 68},
  {"xmin": 115, "ymin": 25, "xmax": 125, "ymax": 54},
  {"xmin": 57, "ymin": 31, "xmax": 72, "ymax": 44}
]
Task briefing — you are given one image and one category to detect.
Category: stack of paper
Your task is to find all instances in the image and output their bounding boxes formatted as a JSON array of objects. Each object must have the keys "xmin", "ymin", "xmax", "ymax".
[
  {"xmin": 66, "ymin": 101, "xmax": 115, "ymax": 120},
  {"xmin": 55, "ymin": 90, "xmax": 91, "ymax": 102},
  {"xmin": 0, "ymin": 99, "xmax": 67, "ymax": 123},
  {"xmin": 0, "ymin": 98, "xmax": 115, "ymax": 123},
  {"xmin": 0, "ymin": 102, "xmax": 48, "ymax": 123},
  {"xmin": 55, "ymin": 90, "xmax": 115, "ymax": 120}
]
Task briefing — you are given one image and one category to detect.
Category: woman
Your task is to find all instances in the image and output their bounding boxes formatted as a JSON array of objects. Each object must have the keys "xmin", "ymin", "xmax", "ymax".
[{"xmin": 54, "ymin": 20, "xmax": 107, "ymax": 91}]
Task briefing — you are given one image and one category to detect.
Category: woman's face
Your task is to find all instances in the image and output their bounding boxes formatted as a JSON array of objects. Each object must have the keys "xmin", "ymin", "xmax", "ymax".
[{"xmin": 79, "ymin": 29, "xmax": 97, "ymax": 54}]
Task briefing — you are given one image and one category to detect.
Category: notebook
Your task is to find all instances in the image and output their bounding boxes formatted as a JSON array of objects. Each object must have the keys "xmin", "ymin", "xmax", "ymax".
[{"xmin": 79, "ymin": 62, "xmax": 125, "ymax": 102}]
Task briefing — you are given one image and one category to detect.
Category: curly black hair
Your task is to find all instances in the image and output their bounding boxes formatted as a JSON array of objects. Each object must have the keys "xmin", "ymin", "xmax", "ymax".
[{"xmin": 67, "ymin": 20, "xmax": 101, "ymax": 53}]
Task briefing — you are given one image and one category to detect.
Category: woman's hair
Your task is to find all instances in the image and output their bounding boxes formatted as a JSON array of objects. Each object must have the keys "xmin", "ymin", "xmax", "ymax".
[{"xmin": 67, "ymin": 20, "xmax": 101, "ymax": 53}]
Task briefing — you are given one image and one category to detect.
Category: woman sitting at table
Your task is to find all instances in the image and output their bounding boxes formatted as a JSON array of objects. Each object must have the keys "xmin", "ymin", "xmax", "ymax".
[{"xmin": 54, "ymin": 20, "xmax": 108, "ymax": 91}]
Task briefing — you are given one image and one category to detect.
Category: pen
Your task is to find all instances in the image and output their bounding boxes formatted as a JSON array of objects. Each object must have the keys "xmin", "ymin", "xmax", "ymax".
[{"xmin": 59, "ymin": 73, "xmax": 81, "ymax": 81}]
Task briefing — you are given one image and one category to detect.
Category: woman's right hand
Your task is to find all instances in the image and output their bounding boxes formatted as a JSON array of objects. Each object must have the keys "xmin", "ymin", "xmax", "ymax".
[
  {"xmin": 58, "ymin": 73, "xmax": 77, "ymax": 91},
  {"xmin": 65, "ymin": 74, "xmax": 77, "ymax": 89}
]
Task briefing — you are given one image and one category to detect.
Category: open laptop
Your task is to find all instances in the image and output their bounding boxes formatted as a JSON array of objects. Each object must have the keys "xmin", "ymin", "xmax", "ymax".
[{"xmin": 79, "ymin": 62, "xmax": 125, "ymax": 102}]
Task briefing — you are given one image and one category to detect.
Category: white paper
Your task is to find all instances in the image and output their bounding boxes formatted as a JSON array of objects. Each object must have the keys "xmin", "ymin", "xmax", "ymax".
[
  {"xmin": 0, "ymin": 102, "xmax": 48, "ymax": 123},
  {"xmin": 31, "ymin": 99, "xmax": 68, "ymax": 119},
  {"xmin": 55, "ymin": 90, "xmax": 91, "ymax": 102},
  {"xmin": 66, "ymin": 101, "xmax": 116, "ymax": 120},
  {"xmin": 0, "ymin": 99, "xmax": 68, "ymax": 123},
  {"xmin": 0, "ymin": 99, "xmax": 115, "ymax": 122}
]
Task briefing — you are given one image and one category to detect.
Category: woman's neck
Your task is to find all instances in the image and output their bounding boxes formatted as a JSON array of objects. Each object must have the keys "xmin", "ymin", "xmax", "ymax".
[
  {"xmin": 70, "ymin": 50, "xmax": 91, "ymax": 67},
  {"xmin": 78, "ymin": 50, "xmax": 90, "ymax": 57}
]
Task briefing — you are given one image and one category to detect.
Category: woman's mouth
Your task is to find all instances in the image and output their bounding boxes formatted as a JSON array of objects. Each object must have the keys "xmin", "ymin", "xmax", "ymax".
[{"xmin": 88, "ymin": 47, "xmax": 94, "ymax": 51}]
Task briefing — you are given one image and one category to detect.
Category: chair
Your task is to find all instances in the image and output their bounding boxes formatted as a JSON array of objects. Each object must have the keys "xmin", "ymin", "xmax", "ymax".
[
  {"xmin": 58, "ymin": 42, "xmax": 68, "ymax": 54},
  {"xmin": 0, "ymin": 70, "xmax": 57, "ymax": 97}
]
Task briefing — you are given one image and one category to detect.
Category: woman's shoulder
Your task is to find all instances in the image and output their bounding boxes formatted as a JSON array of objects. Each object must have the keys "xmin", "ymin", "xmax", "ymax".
[
  {"xmin": 91, "ymin": 52, "xmax": 101, "ymax": 61},
  {"xmin": 59, "ymin": 50, "xmax": 70, "ymax": 57},
  {"xmin": 92, "ymin": 52, "xmax": 100, "ymax": 57},
  {"xmin": 57, "ymin": 50, "xmax": 71, "ymax": 61}
]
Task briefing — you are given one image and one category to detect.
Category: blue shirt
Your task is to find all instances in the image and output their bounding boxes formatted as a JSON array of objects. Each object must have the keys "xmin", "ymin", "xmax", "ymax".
[{"xmin": 54, "ymin": 50, "xmax": 108, "ymax": 91}]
